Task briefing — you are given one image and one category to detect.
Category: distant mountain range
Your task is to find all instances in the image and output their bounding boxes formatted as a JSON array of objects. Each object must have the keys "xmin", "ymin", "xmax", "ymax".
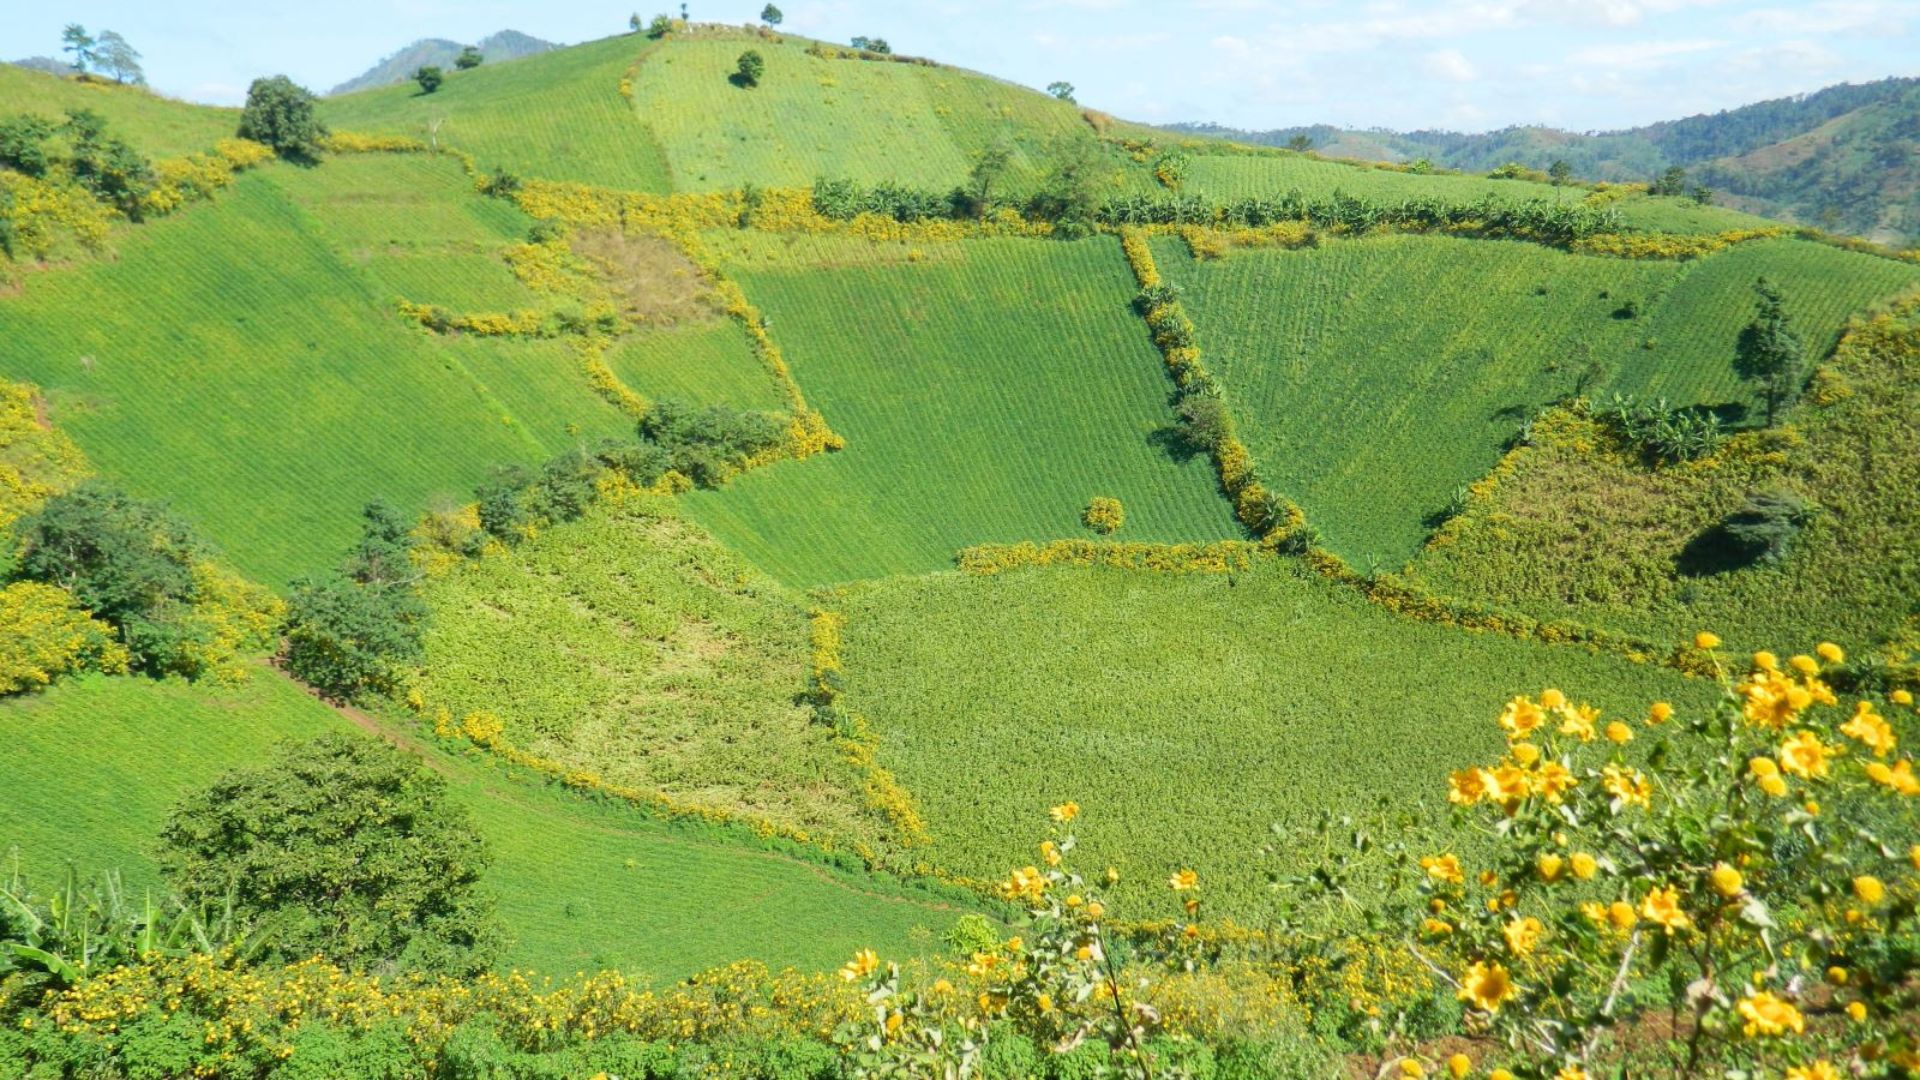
[
  {"xmin": 1169, "ymin": 76, "xmax": 1920, "ymax": 246},
  {"xmin": 7, "ymin": 56, "xmax": 79, "ymax": 76},
  {"xmin": 326, "ymin": 30, "xmax": 556, "ymax": 96}
]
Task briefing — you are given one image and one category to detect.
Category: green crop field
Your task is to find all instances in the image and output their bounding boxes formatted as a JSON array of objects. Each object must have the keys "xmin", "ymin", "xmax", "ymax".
[
  {"xmin": 0, "ymin": 160, "xmax": 636, "ymax": 585},
  {"xmin": 835, "ymin": 559, "xmax": 1719, "ymax": 917},
  {"xmin": 1159, "ymin": 233, "xmax": 1920, "ymax": 567},
  {"xmin": 604, "ymin": 317, "xmax": 789, "ymax": 410},
  {"xmin": 679, "ymin": 235, "xmax": 1242, "ymax": 587},
  {"xmin": 0, "ymin": 672, "xmax": 974, "ymax": 979},
  {"xmin": 1177, "ymin": 152, "xmax": 1779, "ymax": 233},
  {"xmin": 0, "ymin": 65, "xmax": 235, "ymax": 158},
  {"xmin": 414, "ymin": 498, "xmax": 887, "ymax": 847},
  {"xmin": 320, "ymin": 34, "xmax": 673, "ymax": 192}
]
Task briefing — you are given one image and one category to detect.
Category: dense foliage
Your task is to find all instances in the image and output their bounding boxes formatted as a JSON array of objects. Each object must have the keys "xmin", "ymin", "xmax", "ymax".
[
  {"xmin": 282, "ymin": 500, "xmax": 428, "ymax": 701},
  {"xmin": 237, "ymin": 75, "xmax": 326, "ymax": 160},
  {"xmin": 155, "ymin": 734, "xmax": 500, "ymax": 976}
]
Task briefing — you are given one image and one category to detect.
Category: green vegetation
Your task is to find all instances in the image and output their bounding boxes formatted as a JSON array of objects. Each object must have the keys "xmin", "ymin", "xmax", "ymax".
[
  {"xmin": 0, "ymin": 65, "xmax": 232, "ymax": 159},
  {"xmin": 0, "ymin": 673, "xmax": 969, "ymax": 979},
  {"xmin": 1159, "ymin": 233, "xmax": 1920, "ymax": 565},
  {"xmin": 238, "ymin": 75, "xmax": 326, "ymax": 160},
  {"xmin": 413, "ymin": 499, "xmax": 891, "ymax": 847},
  {"xmin": 681, "ymin": 236, "xmax": 1240, "ymax": 586},
  {"xmin": 835, "ymin": 558, "xmax": 1716, "ymax": 916}
]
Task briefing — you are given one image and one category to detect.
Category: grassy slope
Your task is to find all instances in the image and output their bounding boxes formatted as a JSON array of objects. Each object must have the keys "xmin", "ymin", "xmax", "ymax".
[
  {"xmin": 1402, "ymin": 300, "xmax": 1920, "ymax": 656},
  {"xmin": 319, "ymin": 34, "xmax": 673, "ymax": 192},
  {"xmin": 0, "ymin": 157, "xmax": 639, "ymax": 586},
  {"xmin": 0, "ymin": 672, "xmax": 970, "ymax": 980},
  {"xmin": 414, "ymin": 499, "xmax": 886, "ymax": 848},
  {"xmin": 604, "ymin": 317, "xmax": 790, "ymax": 413},
  {"xmin": 679, "ymin": 235, "xmax": 1242, "ymax": 587},
  {"xmin": 1161, "ymin": 234, "xmax": 1920, "ymax": 566},
  {"xmin": 837, "ymin": 559, "xmax": 1716, "ymax": 916},
  {"xmin": 1178, "ymin": 153, "xmax": 1779, "ymax": 233},
  {"xmin": 0, "ymin": 66, "xmax": 235, "ymax": 158}
]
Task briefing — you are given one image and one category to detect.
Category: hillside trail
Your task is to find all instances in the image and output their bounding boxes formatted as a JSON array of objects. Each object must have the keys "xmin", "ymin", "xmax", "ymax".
[{"xmin": 261, "ymin": 663, "xmax": 968, "ymax": 918}]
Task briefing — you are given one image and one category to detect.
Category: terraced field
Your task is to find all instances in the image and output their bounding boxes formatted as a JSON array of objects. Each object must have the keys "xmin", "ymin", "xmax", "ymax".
[
  {"xmin": 320, "ymin": 33, "xmax": 673, "ymax": 192},
  {"xmin": 836, "ymin": 559, "xmax": 1718, "ymax": 917},
  {"xmin": 680, "ymin": 236, "xmax": 1242, "ymax": 586},
  {"xmin": 0, "ymin": 672, "xmax": 971, "ymax": 980},
  {"xmin": 1160, "ymin": 233, "xmax": 1920, "ymax": 566},
  {"xmin": 0, "ymin": 160, "xmax": 633, "ymax": 585},
  {"xmin": 0, "ymin": 64, "xmax": 234, "ymax": 158}
]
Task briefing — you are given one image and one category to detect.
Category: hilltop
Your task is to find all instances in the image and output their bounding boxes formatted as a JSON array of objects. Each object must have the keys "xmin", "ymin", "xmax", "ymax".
[
  {"xmin": 1173, "ymin": 75, "xmax": 1920, "ymax": 245},
  {"xmin": 326, "ymin": 30, "xmax": 557, "ymax": 95}
]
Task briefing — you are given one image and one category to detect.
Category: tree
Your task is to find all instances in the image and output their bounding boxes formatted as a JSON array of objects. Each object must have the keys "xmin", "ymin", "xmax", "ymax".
[
  {"xmin": 1734, "ymin": 277, "xmax": 1805, "ymax": 426},
  {"xmin": 761, "ymin": 3, "xmax": 783, "ymax": 25},
  {"xmin": 1651, "ymin": 164, "xmax": 1688, "ymax": 196},
  {"xmin": 414, "ymin": 65, "xmax": 445, "ymax": 93},
  {"xmin": 237, "ymin": 75, "xmax": 327, "ymax": 160},
  {"xmin": 734, "ymin": 49, "xmax": 765, "ymax": 88},
  {"xmin": 1720, "ymin": 488, "xmax": 1814, "ymax": 564},
  {"xmin": 13, "ymin": 484, "xmax": 199, "ymax": 634},
  {"xmin": 0, "ymin": 114, "xmax": 58, "ymax": 177},
  {"xmin": 62, "ymin": 108, "xmax": 154, "ymax": 216},
  {"xmin": 648, "ymin": 14, "xmax": 675, "ymax": 37},
  {"xmin": 1028, "ymin": 135, "xmax": 1105, "ymax": 226},
  {"xmin": 60, "ymin": 25, "xmax": 94, "ymax": 73},
  {"xmin": 629, "ymin": 12, "xmax": 643, "ymax": 31},
  {"xmin": 1046, "ymin": 81, "xmax": 1075, "ymax": 103},
  {"xmin": 1548, "ymin": 159, "xmax": 1572, "ymax": 185},
  {"xmin": 92, "ymin": 30, "xmax": 143, "ymax": 84},
  {"xmin": 454, "ymin": 46, "xmax": 484, "ymax": 70},
  {"xmin": 157, "ymin": 735, "xmax": 499, "ymax": 976},
  {"xmin": 1690, "ymin": 183, "xmax": 1715, "ymax": 206},
  {"xmin": 851, "ymin": 35, "xmax": 891, "ymax": 54},
  {"xmin": 1285, "ymin": 134, "xmax": 1314, "ymax": 153},
  {"xmin": 963, "ymin": 141, "xmax": 1013, "ymax": 215}
]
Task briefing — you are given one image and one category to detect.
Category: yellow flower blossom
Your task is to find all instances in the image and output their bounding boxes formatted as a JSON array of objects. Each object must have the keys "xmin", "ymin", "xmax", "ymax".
[
  {"xmin": 1422, "ymin": 918, "xmax": 1454, "ymax": 936},
  {"xmin": 1000, "ymin": 866, "xmax": 1048, "ymax": 902},
  {"xmin": 1502, "ymin": 917, "xmax": 1543, "ymax": 956},
  {"xmin": 1580, "ymin": 901, "xmax": 1608, "ymax": 924},
  {"xmin": 1845, "ymin": 1002, "xmax": 1867, "ymax": 1023},
  {"xmin": 1449, "ymin": 767, "xmax": 1490, "ymax": 805},
  {"xmin": 1569, "ymin": 852, "xmax": 1599, "ymax": 880},
  {"xmin": 1760, "ymin": 774, "xmax": 1790, "ymax": 798},
  {"xmin": 1168, "ymin": 868, "xmax": 1198, "ymax": 892},
  {"xmin": 1853, "ymin": 875, "xmax": 1885, "ymax": 905},
  {"xmin": 1816, "ymin": 642, "xmax": 1845, "ymax": 663},
  {"xmin": 1605, "ymin": 721, "xmax": 1634, "ymax": 745},
  {"xmin": 1735, "ymin": 991, "xmax": 1804, "ymax": 1037},
  {"xmin": 1840, "ymin": 701, "xmax": 1897, "ymax": 758},
  {"xmin": 1540, "ymin": 688, "xmax": 1567, "ymax": 710},
  {"xmin": 1537, "ymin": 853, "xmax": 1564, "ymax": 883},
  {"xmin": 1789, "ymin": 654, "xmax": 1819, "ymax": 676},
  {"xmin": 1398, "ymin": 1059, "xmax": 1424, "ymax": 1078},
  {"xmin": 1754, "ymin": 650, "xmax": 1780, "ymax": 671},
  {"xmin": 1456, "ymin": 961, "xmax": 1518, "ymax": 1013},
  {"xmin": 1554, "ymin": 1067, "xmax": 1587, "ymax": 1080},
  {"xmin": 1602, "ymin": 764, "xmax": 1653, "ymax": 809},
  {"xmin": 1448, "ymin": 1053, "xmax": 1472, "ymax": 1079},
  {"xmin": 1647, "ymin": 701, "xmax": 1674, "ymax": 725},
  {"xmin": 1608, "ymin": 900, "xmax": 1637, "ymax": 930},
  {"xmin": 1421, "ymin": 853, "xmax": 1465, "ymax": 885},
  {"xmin": 839, "ymin": 949, "xmax": 879, "ymax": 982},
  {"xmin": 1893, "ymin": 688, "xmax": 1914, "ymax": 706},
  {"xmin": 1740, "ymin": 668, "xmax": 1813, "ymax": 729},
  {"xmin": 1086, "ymin": 900, "xmax": 1105, "ymax": 920},
  {"xmin": 1640, "ymin": 886, "xmax": 1691, "ymax": 933},
  {"xmin": 1709, "ymin": 864, "xmax": 1743, "ymax": 898},
  {"xmin": 1533, "ymin": 761, "xmax": 1577, "ymax": 803},
  {"xmin": 1486, "ymin": 765, "xmax": 1533, "ymax": 808},
  {"xmin": 1510, "ymin": 742, "xmax": 1542, "ymax": 766},
  {"xmin": 1778, "ymin": 731, "xmax": 1834, "ymax": 780},
  {"xmin": 1048, "ymin": 801, "xmax": 1080, "ymax": 823},
  {"xmin": 1695, "ymin": 631, "xmax": 1721, "ymax": 649},
  {"xmin": 1499, "ymin": 696, "xmax": 1546, "ymax": 741},
  {"xmin": 1557, "ymin": 703, "xmax": 1599, "ymax": 742},
  {"xmin": 1039, "ymin": 840, "xmax": 1061, "ymax": 867}
]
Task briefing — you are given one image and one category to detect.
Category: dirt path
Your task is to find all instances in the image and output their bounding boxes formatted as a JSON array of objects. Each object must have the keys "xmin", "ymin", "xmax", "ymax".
[{"xmin": 262, "ymin": 664, "xmax": 968, "ymax": 918}]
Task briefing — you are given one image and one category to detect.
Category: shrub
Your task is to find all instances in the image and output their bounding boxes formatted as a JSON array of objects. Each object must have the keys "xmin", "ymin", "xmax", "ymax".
[
  {"xmin": 639, "ymin": 398, "xmax": 786, "ymax": 488},
  {"xmin": 413, "ymin": 65, "xmax": 444, "ymax": 94},
  {"xmin": 1083, "ymin": 496, "xmax": 1125, "ymax": 535},
  {"xmin": 157, "ymin": 734, "xmax": 500, "ymax": 976},
  {"xmin": 1720, "ymin": 487, "xmax": 1815, "ymax": 565},
  {"xmin": 735, "ymin": 49, "xmax": 766, "ymax": 87},
  {"xmin": 454, "ymin": 46, "xmax": 483, "ymax": 70},
  {"xmin": 0, "ymin": 114, "xmax": 57, "ymax": 177},
  {"xmin": 237, "ymin": 75, "xmax": 327, "ymax": 161},
  {"xmin": 0, "ymin": 580, "xmax": 128, "ymax": 694},
  {"xmin": 281, "ymin": 574, "xmax": 426, "ymax": 700},
  {"xmin": 1174, "ymin": 393, "xmax": 1230, "ymax": 453}
]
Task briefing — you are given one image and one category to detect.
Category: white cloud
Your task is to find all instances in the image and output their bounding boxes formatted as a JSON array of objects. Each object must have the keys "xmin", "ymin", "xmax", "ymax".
[
  {"xmin": 1424, "ymin": 47, "xmax": 1479, "ymax": 80},
  {"xmin": 1566, "ymin": 38, "xmax": 1724, "ymax": 67}
]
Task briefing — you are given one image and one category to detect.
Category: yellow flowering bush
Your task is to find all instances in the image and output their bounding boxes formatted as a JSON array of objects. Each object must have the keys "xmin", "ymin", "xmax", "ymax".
[
  {"xmin": 0, "ymin": 378, "xmax": 89, "ymax": 532},
  {"xmin": 0, "ymin": 170, "xmax": 115, "ymax": 259},
  {"xmin": 0, "ymin": 581, "xmax": 129, "ymax": 693},
  {"xmin": 1083, "ymin": 496, "xmax": 1126, "ymax": 535},
  {"xmin": 955, "ymin": 539, "xmax": 1257, "ymax": 576},
  {"xmin": 1406, "ymin": 637, "xmax": 1919, "ymax": 1076}
]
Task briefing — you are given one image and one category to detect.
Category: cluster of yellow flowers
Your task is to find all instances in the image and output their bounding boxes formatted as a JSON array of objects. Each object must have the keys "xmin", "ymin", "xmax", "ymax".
[
  {"xmin": 0, "ymin": 580, "xmax": 129, "ymax": 693},
  {"xmin": 136, "ymin": 138, "xmax": 275, "ymax": 217},
  {"xmin": 1081, "ymin": 496, "xmax": 1126, "ymax": 535},
  {"xmin": 321, "ymin": 131, "xmax": 430, "ymax": 154},
  {"xmin": 0, "ymin": 170, "xmax": 115, "ymax": 260},
  {"xmin": 1571, "ymin": 227, "xmax": 1787, "ymax": 260},
  {"xmin": 806, "ymin": 609, "xmax": 931, "ymax": 846},
  {"xmin": 954, "ymin": 539, "xmax": 1258, "ymax": 576}
]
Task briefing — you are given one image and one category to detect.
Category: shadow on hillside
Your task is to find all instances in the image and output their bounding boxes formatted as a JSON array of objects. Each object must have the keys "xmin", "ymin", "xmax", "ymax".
[
  {"xmin": 1677, "ymin": 526, "xmax": 1756, "ymax": 577},
  {"xmin": 1147, "ymin": 425, "xmax": 1207, "ymax": 464}
]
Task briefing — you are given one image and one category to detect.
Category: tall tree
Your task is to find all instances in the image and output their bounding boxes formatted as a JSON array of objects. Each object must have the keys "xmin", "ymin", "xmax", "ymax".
[
  {"xmin": 1734, "ymin": 277, "xmax": 1806, "ymax": 427},
  {"xmin": 237, "ymin": 75, "xmax": 327, "ymax": 160},
  {"xmin": 1548, "ymin": 159, "xmax": 1572, "ymax": 185},
  {"xmin": 965, "ymin": 140, "xmax": 1013, "ymax": 214},
  {"xmin": 92, "ymin": 30, "xmax": 144, "ymax": 84},
  {"xmin": 454, "ymin": 45, "xmax": 484, "ymax": 70},
  {"xmin": 59, "ymin": 25, "xmax": 94, "ymax": 73},
  {"xmin": 1047, "ymin": 81, "xmax": 1075, "ymax": 102},
  {"xmin": 414, "ymin": 65, "xmax": 445, "ymax": 93},
  {"xmin": 761, "ymin": 3, "xmax": 783, "ymax": 25}
]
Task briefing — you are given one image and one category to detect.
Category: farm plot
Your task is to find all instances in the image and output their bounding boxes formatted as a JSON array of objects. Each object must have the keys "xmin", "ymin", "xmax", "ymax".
[
  {"xmin": 836, "ymin": 559, "xmax": 1718, "ymax": 919},
  {"xmin": 0, "ymin": 64, "xmax": 236, "ymax": 159},
  {"xmin": 320, "ymin": 34, "xmax": 673, "ymax": 192},
  {"xmin": 0, "ymin": 672, "xmax": 970, "ymax": 980},
  {"xmin": 1161, "ymin": 232, "xmax": 1919, "ymax": 568},
  {"xmin": 679, "ymin": 236, "xmax": 1242, "ymax": 587},
  {"xmin": 0, "ymin": 168, "xmax": 632, "ymax": 585}
]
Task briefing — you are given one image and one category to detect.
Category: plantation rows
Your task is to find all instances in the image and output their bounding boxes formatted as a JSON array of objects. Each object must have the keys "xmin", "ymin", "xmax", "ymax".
[
  {"xmin": 837, "ymin": 559, "xmax": 1717, "ymax": 918},
  {"xmin": 0, "ymin": 65, "xmax": 236, "ymax": 159},
  {"xmin": 680, "ymin": 236, "xmax": 1240, "ymax": 586},
  {"xmin": 320, "ymin": 34, "xmax": 674, "ymax": 193},
  {"xmin": 0, "ymin": 673, "xmax": 962, "ymax": 980},
  {"xmin": 1159, "ymin": 232, "xmax": 1920, "ymax": 567}
]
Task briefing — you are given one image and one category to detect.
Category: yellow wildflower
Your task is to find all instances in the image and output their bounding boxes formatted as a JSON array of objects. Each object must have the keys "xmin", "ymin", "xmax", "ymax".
[
  {"xmin": 1760, "ymin": 774, "xmax": 1790, "ymax": 798},
  {"xmin": 1741, "ymin": 668, "xmax": 1812, "ymax": 729},
  {"xmin": 839, "ymin": 949, "xmax": 880, "ymax": 982},
  {"xmin": 1825, "ymin": 966, "xmax": 1848, "ymax": 985},
  {"xmin": 931, "ymin": 978, "xmax": 953, "ymax": 994},
  {"xmin": 1557, "ymin": 703, "xmax": 1599, "ymax": 742},
  {"xmin": 1086, "ymin": 900, "xmax": 1104, "ymax": 920},
  {"xmin": 1536, "ymin": 853, "xmax": 1564, "ymax": 883},
  {"xmin": 1448, "ymin": 1053, "xmax": 1472, "ymax": 1079},
  {"xmin": 1555, "ymin": 1067, "xmax": 1587, "ymax": 1080},
  {"xmin": 1540, "ymin": 688, "xmax": 1567, "ymax": 709},
  {"xmin": 1816, "ymin": 642, "xmax": 1845, "ymax": 664},
  {"xmin": 1533, "ymin": 761, "xmax": 1577, "ymax": 802},
  {"xmin": 1605, "ymin": 721, "xmax": 1634, "ymax": 745},
  {"xmin": 1422, "ymin": 918, "xmax": 1454, "ymax": 936},
  {"xmin": 1049, "ymin": 801, "xmax": 1080, "ymax": 823},
  {"xmin": 1168, "ymin": 868, "xmax": 1198, "ymax": 892},
  {"xmin": 1640, "ymin": 886, "xmax": 1691, "ymax": 933},
  {"xmin": 1735, "ymin": 990, "xmax": 1804, "ymax": 1037},
  {"xmin": 1853, "ymin": 875, "xmax": 1885, "ymax": 905},
  {"xmin": 1502, "ymin": 916, "xmax": 1543, "ymax": 957},
  {"xmin": 1039, "ymin": 840, "xmax": 1062, "ymax": 867},
  {"xmin": 1602, "ymin": 764, "xmax": 1653, "ymax": 809},
  {"xmin": 1840, "ymin": 701, "xmax": 1897, "ymax": 758},
  {"xmin": 1456, "ymin": 961, "xmax": 1517, "ymax": 1014},
  {"xmin": 1788, "ymin": 1067, "xmax": 1839, "ymax": 1080},
  {"xmin": 1449, "ymin": 767, "xmax": 1490, "ymax": 805},
  {"xmin": 1399, "ymin": 1059, "xmax": 1424, "ymax": 1078},
  {"xmin": 1499, "ymin": 696, "xmax": 1546, "ymax": 741},
  {"xmin": 1486, "ymin": 764, "xmax": 1533, "ymax": 807},
  {"xmin": 1421, "ymin": 853, "xmax": 1465, "ymax": 885},
  {"xmin": 1845, "ymin": 1002, "xmax": 1867, "ymax": 1023},
  {"xmin": 1709, "ymin": 864, "xmax": 1743, "ymax": 898},
  {"xmin": 1608, "ymin": 900, "xmax": 1636, "ymax": 930},
  {"xmin": 1647, "ymin": 701, "xmax": 1674, "ymax": 725},
  {"xmin": 1490, "ymin": 1071, "xmax": 1515, "ymax": 1080},
  {"xmin": 1893, "ymin": 688, "xmax": 1914, "ymax": 705},
  {"xmin": 1510, "ymin": 742, "xmax": 1542, "ymax": 766},
  {"xmin": 1790, "ymin": 654, "xmax": 1819, "ymax": 676},
  {"xmin": 1000, "ymin": 866, "xmax": 1048, "ymax": 902},
  {"xmin": 1755, "ymin": 650, "xmax": 1780, "ymax": 671},
  {"xmin": 1778, "ymin": 731, "xmax": 1834, "ymax": 780},
  {"xmin": 1695, "ymin": 631, "xmax": 1721, "ymax": 649},
  {"xmin": 1569, "ymin": 852, "xmax": 1599, "ymax": 880}
]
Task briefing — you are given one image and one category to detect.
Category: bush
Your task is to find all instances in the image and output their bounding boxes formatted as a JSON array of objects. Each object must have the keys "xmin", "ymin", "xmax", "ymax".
[
  {"xmin": 413, "ymin": 65, "xmax": 445, "ymax": 94},
  {"xmin": 1083, "ymin": 496, "xmax": 1125, "ymax": 535},
  {"xmin": 1597, "ymin": 394, "xmax": 1725, "ymax": 465},
  {"xmin": 281, "ymin": 574, "xmax": 426, "ymax": 700},
  {"xmin": 237, "ymin": 75, "xmax": 327, "ymax": 161},
  {"xmin": 735, "ymin": 49, "xmax": 765, "ymax": 87},
  {"xmin": 640, "ymin": 398, "xmax": 786, "ymax": 488},
  {"xmin": 157, "ymin": 734, "xmax": 500, "ymax": 976},
  {"xmin": 1174, "ymin": 393, "xmax": 1230, "ymax": 453},
  {"xmin": 1721, "ymin": 487, "xmax": 1815, "ymax": 565},
  {"xmin": 0, "ymin": 580, "xmax": 129, "ymax": 693}
]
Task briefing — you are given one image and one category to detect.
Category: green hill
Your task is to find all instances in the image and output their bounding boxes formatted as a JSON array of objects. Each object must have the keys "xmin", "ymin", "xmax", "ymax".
[{"xmin": 327, "ymin": 30, "xmax": 557, "ymax": 96}]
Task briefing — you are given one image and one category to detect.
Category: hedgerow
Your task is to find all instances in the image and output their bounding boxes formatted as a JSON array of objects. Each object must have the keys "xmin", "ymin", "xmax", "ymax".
[{"xmin": 956, "ymin": 539, "xmax": 1257, "ymax": 576}]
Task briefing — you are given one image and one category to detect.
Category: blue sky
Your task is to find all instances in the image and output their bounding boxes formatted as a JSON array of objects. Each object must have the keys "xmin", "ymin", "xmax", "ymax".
[{"xmin": 4, "ymin": 1, "xmax": 1916, "ymax": 132}]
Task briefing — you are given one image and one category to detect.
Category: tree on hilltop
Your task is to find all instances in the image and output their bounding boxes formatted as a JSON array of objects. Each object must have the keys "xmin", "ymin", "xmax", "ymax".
[
  {"xmin": 761, "ymin": 3, "xmax": 783, "ymax": 25},
  {"xmin": 455, "ymin": 45, "xmax": 484, "ymax": 70},
  {"xmin": 238, "ymin": 75, "xmax": 327, "ymax": 161},
  {"xmin": 414, "ymin": 65, "xmax": 445, "ymax": 93},
  {"xmin": 1285, "ymin": 134, "xmax": 1314, "ymax": 153},
  {"xmin": 1047, "ymin": 81, "xmax": 1075, "ymax": 102},
  {"xmin": 1548, "ymin": 159, "xmax": 1572, "ymax": 185},
  {"xmin": 734, "ymin": 50, "xmax": 765, "ymax": 88},
  {"xmin": 93, "ymin": 30, "xmax": 144, "ymax": 84},
  {"xmin": 60, "ymin": 25, "xmax": 94, "ymax": 73}
]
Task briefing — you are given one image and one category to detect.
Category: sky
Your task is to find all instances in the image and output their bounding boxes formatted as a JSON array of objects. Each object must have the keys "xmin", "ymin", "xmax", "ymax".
[{"xmin": 3, "ymin": 0, "xmax": 1917, "ymax": 133}]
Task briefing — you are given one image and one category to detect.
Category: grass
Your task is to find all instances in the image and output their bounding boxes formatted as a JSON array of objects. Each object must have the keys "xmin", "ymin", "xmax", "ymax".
[
  {"xmin": 1177, "ymin": 152, "xmax": 1779, "ymax": 233},
  {"xmin": 678, "ymin": 235, "xmax": 1242, "ymax": 587},
  {"xmin": 603, "ymin": 317, "xmax": 790, "ymax": 411},
  {"xmin": 413, "ymin": 498, "xmax": 887, "ymax": 848},
  {"xmin": 1159, "ymin": 233, "xmax": 1920, "ymax": 567},
  {"xmin": 0, "ymin": 671, "xmax": 975, "ymax": 980},
  {"xmin": 0, "ymin": 159, "xmax": 634, "ymax": 586},
  {"xmin": 835, "ymin": 558, "xmax": 1718, "ymax": 918},
  {"xmin": 1403, "ymin": 296, "xmax": 1920, "ymax": 658},
  {"xmin": 0, "ymin": 65, "xmax": 235, "ymax": 159},
  {"xmin": 320, "ymin": 34, "xmax": 673, "ymax": 193}
]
